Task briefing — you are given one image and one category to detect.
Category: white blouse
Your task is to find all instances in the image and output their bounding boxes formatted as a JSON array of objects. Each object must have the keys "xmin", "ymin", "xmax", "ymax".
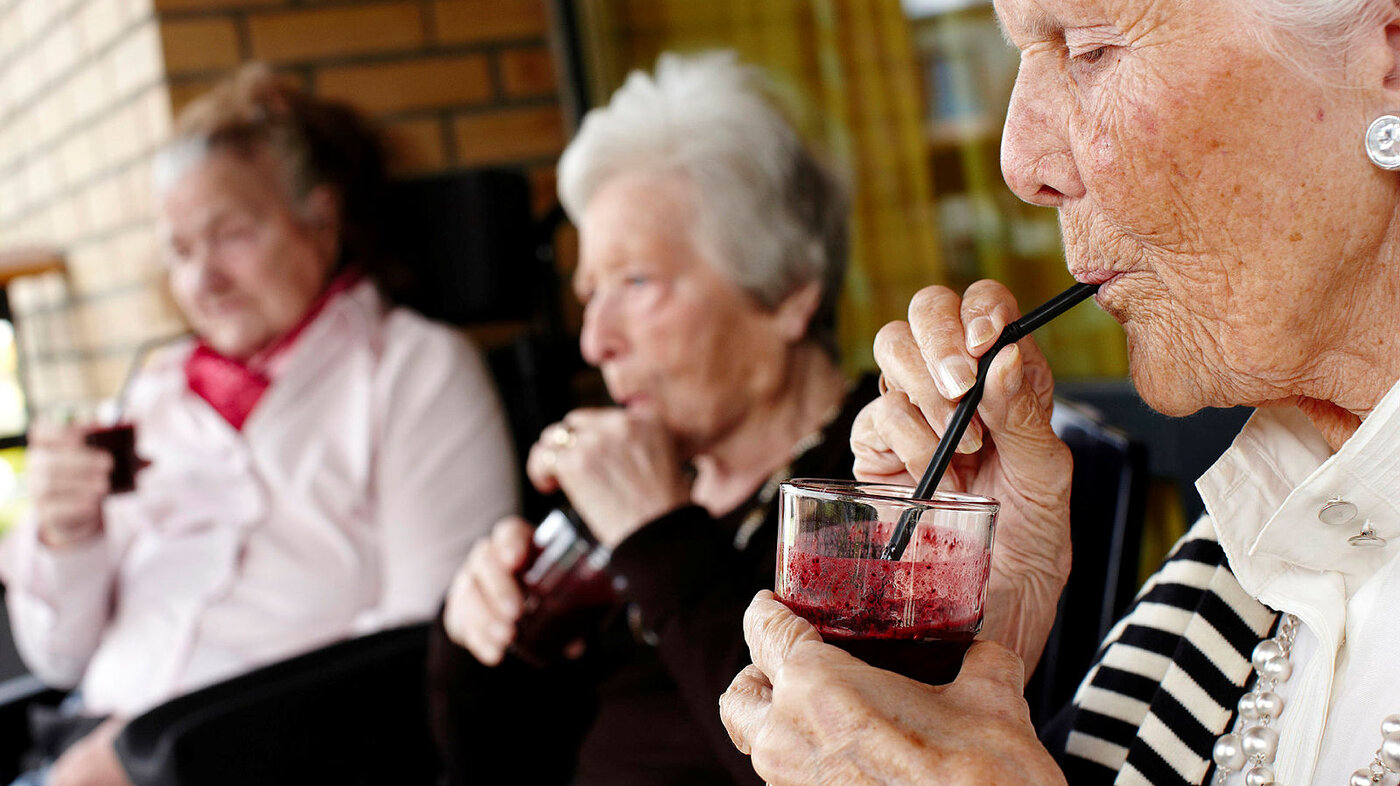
[
  {"xmin": 1198, "ymin": 380, "xmax": 1400, "ymax": 785},
  {"xmin": 0, "ymin": 281, "xmax": 518, "ymax": 717}
]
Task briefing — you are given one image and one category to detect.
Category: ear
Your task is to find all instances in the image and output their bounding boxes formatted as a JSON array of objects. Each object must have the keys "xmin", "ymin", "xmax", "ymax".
[
  {"xmin": 1385, "ymin": 19, "xmax": 1400, "ymax": 93},
  {"xmin": 300, "ymin": 185, "xmax": 343, "ymax": 265},
  {"xmin": 772, "ymin": 281, "xmax": 823, "ymax": 344}
]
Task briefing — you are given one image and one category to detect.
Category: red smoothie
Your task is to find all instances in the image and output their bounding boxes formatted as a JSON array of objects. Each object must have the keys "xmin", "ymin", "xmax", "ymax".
[
  {"xmin": 509, "ymin": 509, "xmax": 621, "ymax": 667},
  {"xmin": 83, "ymin": 423, "xmax": 148, "ymax": 494},
  {"xmin": 778, "ymin": 521, "xmax": 990, "ymax": 685}
]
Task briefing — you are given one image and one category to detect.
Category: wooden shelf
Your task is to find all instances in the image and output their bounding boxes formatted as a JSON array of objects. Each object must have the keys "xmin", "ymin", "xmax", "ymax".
[{"xmin": 0, "ymin": 249, "xmax": 65, "ymax": 287}]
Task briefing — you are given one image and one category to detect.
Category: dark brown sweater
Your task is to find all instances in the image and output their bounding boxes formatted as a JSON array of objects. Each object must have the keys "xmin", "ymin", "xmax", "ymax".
[{"xmin": 427, "ymin": 379, "xmax": 874, "ymax": 785}]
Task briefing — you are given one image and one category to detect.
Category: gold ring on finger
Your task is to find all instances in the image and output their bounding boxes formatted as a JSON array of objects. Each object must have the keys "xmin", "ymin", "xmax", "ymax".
[{"xmin": 546, "ymin": 423, "xmax": 577, "ymax": 450}]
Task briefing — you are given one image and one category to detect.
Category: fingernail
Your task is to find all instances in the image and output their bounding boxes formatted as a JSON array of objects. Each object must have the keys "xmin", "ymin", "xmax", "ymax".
[
  {"xmin": 1000, "ymin": 345, "xmax": 1024, "ymax": 396},
  {"xmin": 937, "ymin": 357, "xmax": 975, "ymax": 398},
  {"xmin": 967, "ymin": 317, "xmax": 996, "ymax": 350},
  {"xmin": 957, "ymin": 423, "xmax": 983, "ymax": 454}
]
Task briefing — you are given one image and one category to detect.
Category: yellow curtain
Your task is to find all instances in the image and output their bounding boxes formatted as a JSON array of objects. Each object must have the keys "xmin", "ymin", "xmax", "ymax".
[{"xmin": 576, "ymin": 0, "xmax": 943, "ymax": 372}]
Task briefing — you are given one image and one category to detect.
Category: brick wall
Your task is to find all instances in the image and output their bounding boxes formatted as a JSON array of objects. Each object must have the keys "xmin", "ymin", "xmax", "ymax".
[
  {"xmin": 0, "ymin": 0, "xmax": 183, "ymax": 405},
  {"xmin": 159, "ymin": 0, "xmax": 568, "ymax": 208},
  {"xmin": 0, "ymin": 0, "xmax": 570, "ymax": 407}
]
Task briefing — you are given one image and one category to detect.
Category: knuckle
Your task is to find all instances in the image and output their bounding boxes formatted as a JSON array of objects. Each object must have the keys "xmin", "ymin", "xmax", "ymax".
[
  {"xmin": 968, "ymin": 641, "xmax": 1027, "ymax": 688},
  {"xmin": 908, "ymin": 285, "xmax": 956, "ymax": 318},
  {"xmin": 964, "ymin": 278, "xmax": 1013, "ymax": 303},
  {"xmin": 466, "ymin": 541, "xmax": 495, "ymax": 577},
  {"xmin": 748, "ymin": 726, "xmax": 793, "ymax": 783},
  {"xmin": 771, "ymin": 643, "xmax": 827, "ymax": 696},
  {"xmin": 753, "ymin": 610, "xmax": 810, "ymax": 660},
  {"xmin": 871, "ymin": 321, "xmax": 911, "ymax": 362}
]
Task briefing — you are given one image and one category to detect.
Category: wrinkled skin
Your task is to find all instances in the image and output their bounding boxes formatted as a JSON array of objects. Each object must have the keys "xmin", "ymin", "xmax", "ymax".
[
  {"xmin": 722, "ymin": 0, "xmax": 1400, "ymax": 781},
  {"xmin": 720, "ymin": 593, "xmax": 1066, "ymax": 786},
  {"xmin": 998, "ymin": 0, "xmax": 1400, "ymax": 432}
]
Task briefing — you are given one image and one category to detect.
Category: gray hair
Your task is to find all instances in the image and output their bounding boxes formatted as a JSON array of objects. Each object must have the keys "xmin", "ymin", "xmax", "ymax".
[
  {"xmin": 1248, "ymin": 0, "xmax": 1399, "ymax": 72},
  {"xmin": 152, "ymin": 63, "xmax": 392, "ymax": 278},
  {"xmin": 557, "ymin": 50, "xmax": 849, "ymax": 358}
]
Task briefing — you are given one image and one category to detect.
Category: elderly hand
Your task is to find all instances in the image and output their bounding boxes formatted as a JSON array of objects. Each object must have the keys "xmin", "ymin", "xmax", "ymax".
[
  {"xmin": 526, "ymin": 408, "xmax": 692, "ymax": 547},
  {"xmin": 720, "ymin": 592, "xmax": 1066, "ymax": 786},
  {"xmin": 442, "ymin": 516, "xmax": 534, "ymax": 665},
  {"xmin": 48, "ymin": 717, "xmax": 132, "ymax": 786},
  {"xmin": 28, "ymin": 422, "xmax": 112, "ymax": 549},
  {"xmin": 850, "ymin": 281, "xmax": 1073, "ymax": 670}
]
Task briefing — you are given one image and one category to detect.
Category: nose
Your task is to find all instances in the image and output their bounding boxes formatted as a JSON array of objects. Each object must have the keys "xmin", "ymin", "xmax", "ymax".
[
  {"xmin": 578, "ymin": 294, "xmax": 623, "ymax": 368},
  {"xmin": 188, "ymin": 243, "xmax": 232, "ymax": 294},
  {"xmin": 1000, "ymin": 60, "xmax": 1085, "ymax": 207}
]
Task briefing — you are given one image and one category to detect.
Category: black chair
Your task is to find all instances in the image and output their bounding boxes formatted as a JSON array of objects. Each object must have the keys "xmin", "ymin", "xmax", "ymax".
[
  {"xmin": 1025, "ymin": 398, "xmax": 1148, "ymax": 728},
  {"xmin": 0, "ymin": 670, "xmax": 62, "ymax": 782},
  {"xmin": 115, "ymin": 625, "xmax": 437, "ymax": 786},
  {"xmin": 386, "ymin": 170, "xmax": 581, "ymax": 520}
]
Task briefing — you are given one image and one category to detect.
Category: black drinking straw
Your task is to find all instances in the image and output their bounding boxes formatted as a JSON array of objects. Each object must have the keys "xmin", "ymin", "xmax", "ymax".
[{"xmin": 879, "ymin": 282, "xmax": 1100, "ymax": 562}]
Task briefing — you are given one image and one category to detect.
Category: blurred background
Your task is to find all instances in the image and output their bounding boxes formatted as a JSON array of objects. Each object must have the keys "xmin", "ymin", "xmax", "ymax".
[{"xmin": 0, "ymin": 0, "xmax": 1236, "ymax": 575}]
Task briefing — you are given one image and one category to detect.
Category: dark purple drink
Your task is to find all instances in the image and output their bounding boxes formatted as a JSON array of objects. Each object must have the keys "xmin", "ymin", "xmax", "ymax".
[
  {"xmin": 777, "ymin": 519, "xmax": 991, "ymax": 685},
  {"xmin": 829, "ymin": 632, "xmax": 975, "ymax": 686},
  {"xmin": 83, "ymin": 423, "xmax": 148, "ymax": 494},
  {"xmin": 510, "ymin": 508, "xmax": 621, "ymax": 667}
]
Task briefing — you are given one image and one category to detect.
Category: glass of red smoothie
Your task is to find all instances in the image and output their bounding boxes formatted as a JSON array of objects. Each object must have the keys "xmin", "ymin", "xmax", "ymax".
[
  {"xmin": 83, "ymin": 422, "xmax": 146, "ymax": 494},
  {"xmin": 776, "ymin": 479, "xmax": 998, "ymax": 685},
  {"xmin": 509, "ymin": 507, "xmax": 623, "ymax": 667},
  {"xmin": 41, "ymin": 399, "xmax": 149, "ymax": 495}
]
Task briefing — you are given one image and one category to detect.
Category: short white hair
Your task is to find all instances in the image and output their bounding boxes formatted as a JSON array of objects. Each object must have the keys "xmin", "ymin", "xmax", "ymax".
[
  {"xmin": 1248, "ymin": 0, "xmax": 1399, "ymax": 72},
  {"xmin": 557, "ymin": 50, "xmax": 848, "ymax": 356}
]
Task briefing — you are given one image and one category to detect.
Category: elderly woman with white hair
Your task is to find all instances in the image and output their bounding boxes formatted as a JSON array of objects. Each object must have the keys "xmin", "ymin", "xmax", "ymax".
[
  {"xmin": 427, "ymin": 51, "xmax": 869, "ymax": 785},
  {"xmin": 721, "ymin": 0, "xmax": 1400, "ymax": 785}
]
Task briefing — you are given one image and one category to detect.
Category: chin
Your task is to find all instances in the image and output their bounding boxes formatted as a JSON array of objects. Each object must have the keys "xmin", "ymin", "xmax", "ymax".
[
  {"xmin": 201, "ymin": 329, "xmax": 263, "ymax": 360},
  {"xmin": 1124, "ymin": 340, "xmax": 1211, "ymax": 419}
]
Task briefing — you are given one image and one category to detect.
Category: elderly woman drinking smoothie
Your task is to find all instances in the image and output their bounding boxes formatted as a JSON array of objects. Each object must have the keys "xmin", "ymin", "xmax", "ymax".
[
  {"xmin": 428, "ymin": 51, "xmax": 872, "ymax": 785},
  {"xmin": 722, "ymin": 1, "xmax": 1400, "ymax": 785}
]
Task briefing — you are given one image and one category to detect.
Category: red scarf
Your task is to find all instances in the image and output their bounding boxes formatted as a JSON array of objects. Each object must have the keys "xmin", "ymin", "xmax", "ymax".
[{"xmin": 185, "ymin": 271, "xmax": 362, "ymax": 430}]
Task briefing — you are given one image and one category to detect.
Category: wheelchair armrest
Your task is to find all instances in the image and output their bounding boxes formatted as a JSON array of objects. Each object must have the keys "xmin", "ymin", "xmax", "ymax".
[
  {"xmin": 115, "ymin": 623, "xmax": 440, "ymax": 786},
  {"xmin": 0, "ymin": 674, "xmax": 66, "ymax": 781}
]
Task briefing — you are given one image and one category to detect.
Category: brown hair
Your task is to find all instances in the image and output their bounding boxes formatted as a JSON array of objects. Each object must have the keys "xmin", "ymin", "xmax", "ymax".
[{"xmin": 166, "ymin": 63, "xmax": 396, "ymax": 292}]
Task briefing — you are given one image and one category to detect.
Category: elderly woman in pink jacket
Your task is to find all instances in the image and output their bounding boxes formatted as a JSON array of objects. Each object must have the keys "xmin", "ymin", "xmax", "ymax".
[{"xmin": 0, "ymin": 65, "xmax": 517, "ymax": 786}]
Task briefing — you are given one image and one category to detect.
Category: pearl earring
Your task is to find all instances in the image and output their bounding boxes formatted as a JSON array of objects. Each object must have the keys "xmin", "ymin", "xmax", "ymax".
[{"xmin": 1366, "ymin": 115, "xmax": 1400, "ymax": 169}]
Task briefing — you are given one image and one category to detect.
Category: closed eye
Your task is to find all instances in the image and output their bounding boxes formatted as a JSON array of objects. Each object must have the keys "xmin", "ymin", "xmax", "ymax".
[{"xmin": 1073, "ymin": 46, "xmax": 1108, "ymax": 65}]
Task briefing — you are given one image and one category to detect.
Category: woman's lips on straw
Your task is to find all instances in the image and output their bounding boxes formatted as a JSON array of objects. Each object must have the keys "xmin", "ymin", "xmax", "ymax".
[{"xmin": 1075, "ymin": 269, "xmax": 1126, "ymax": 286}]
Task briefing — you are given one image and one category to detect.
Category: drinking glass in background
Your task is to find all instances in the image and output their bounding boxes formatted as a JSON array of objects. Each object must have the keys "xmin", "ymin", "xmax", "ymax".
[
  {"xmin": 41, "ymin": 398, "xmax": 149, "ymax": 495},
  {"xmin": 509, "ymin": 506, "xmax": 624, "ymax": 667},
  {"xmin": 776, "ymin": 479, "xmax": 998, "ymax": 685}
]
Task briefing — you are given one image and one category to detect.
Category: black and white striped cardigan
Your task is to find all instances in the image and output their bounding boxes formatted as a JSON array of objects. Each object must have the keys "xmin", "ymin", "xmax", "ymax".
[{"xmin": 1052, "ymin": 517, "xmax": 1281, "ymax": 786}]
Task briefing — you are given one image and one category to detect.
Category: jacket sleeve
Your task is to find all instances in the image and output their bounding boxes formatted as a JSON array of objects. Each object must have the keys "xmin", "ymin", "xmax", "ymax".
[
  {"xmin": 426, "ymin": 609, "xmax": 596, "ymax": 786},
  {"xmin": 606, "ymin": 505, "xmax": 769, "ymax": 786},
  {"xmin": 369, "ymin": 315, "xmax": 520, "ymax": 627},
  {"xmin": 0, "ymin": 517, "xmax": 116, "ymax": 688}
]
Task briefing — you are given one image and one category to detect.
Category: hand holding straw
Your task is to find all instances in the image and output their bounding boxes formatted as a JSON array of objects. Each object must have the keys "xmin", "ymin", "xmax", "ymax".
[{"xmin": 879, "ymin": 282, "xmax": 1100, "ymax": 562}]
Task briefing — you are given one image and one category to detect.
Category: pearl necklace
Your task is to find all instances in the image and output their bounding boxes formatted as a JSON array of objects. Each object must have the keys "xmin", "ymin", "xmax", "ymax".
[{"xmin": 1211, "ymin": 613, "xmax": 1400, "ymax": 785}]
